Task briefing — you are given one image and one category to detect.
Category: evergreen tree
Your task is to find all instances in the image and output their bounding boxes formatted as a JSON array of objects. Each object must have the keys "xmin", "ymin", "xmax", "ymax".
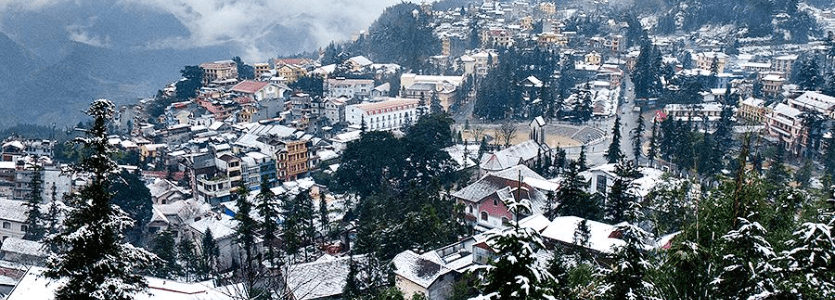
[
  {"xmin": 255, "ymin": 178, "xmax": 281, "ymax": 266},
  {"xmin": 765, "ymin": 146, "xmax": 790, "ymax": 193},
  {"xmin": 632, "ymin": 41, "xmax": 662, "ymax": 99},
  {"xmin": 601, "ymin": 223, "xmax": 657, "ymax": 300},
  {"xmin": 824, "ymin": 136, "xmax": 835, "ymax": 178},
  {"xmin": 430, "ymin": 91, "xmax": 443, "ymax": 115},
  {"xmin": 605, "ymin": 161, "xmax": 639, "ymax": 224},
  {"xmin": 201, "ymin": 228, "xmax": 220, "ymax": 277},
  {"xmin": 234, "ymin": 184, "xmax": 258, "ymax": 271},
  {"xmin": 471, "ymin": 198, "xmax": 554, "ymax": 300},
  {"xmin": 606, "ymin": 115, "xmax": 624, "ymax": 163},
  {"xmin": 178, "ymin": 239, "xmax": 200, "ymax": 281},
  {"xmin": 631, "ymin": 113, "xmax": 646, "ymax": 164},
  {"xmin": 150, "ymin": 230, "xmax": 180, "ymax": 279},
  {"xmin": 647, "ymin": 118, "xmax": 659, "ymax": 166},
  {"xmin": 556, "ymin": 162, "xmax": 601, "ymax": 221},
  {"xmin": 772, "ymin": 220, "xmax": 835, "ymax": 298},
  {"xmin": 711, "ymin": 218, "xmax": 778, "ymax": 299},
  {"xmin": 175, "ymin": 66, "xmax": 203, "ymax": 100},
  {"xmin": 319, "ymin": 192, "xmax": 329, "ymax": 231},
  {"xmin": 795, "ymin": 159, "xmax": 813, "ymax": 188},
  {"xmin": 110, "ymin": 170, "xmax": 153, "ymax": 245},
  {"xmin": 22, "ymin": 164, "xmax": 46, "ymax": 241},
  {"xmin": 577, "ymin": 146, "xmax": 588, "ymax": 172},
  {"xmin": 44, "ymin": 99, "xmax": 156, "ymax": 300},
  {"xmin": 795, "ymin": 54, "xmax": 822, "ymax": 90}
]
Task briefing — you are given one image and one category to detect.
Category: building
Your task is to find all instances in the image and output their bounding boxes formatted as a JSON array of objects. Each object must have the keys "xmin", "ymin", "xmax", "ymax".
[
  {"xmin": 578, "ymin": 163, "xmax": 666, "ymax": 199},
  {"xmin": 400, "ymin": 74, "xmax": 466, "ymax": 111},
  {"xmin": 662, "ymin": 103, "xmax": 726, "ymax": 130},
  {"xmin": 325, "ymin": 78, "xmax": 375, "ymax": 99},
  {"xmin": 392, "ymin": 250, "xmax": 457, "ymax": 300},
  {"xmin": 788, "ymin": 91, "xmax": 835, "ymax": 118},
  {"xmin": 0, "ymin": 198, "xmax": 38, "ymax": 242},
  {"xmin": 253, "ymin": 62, "xmax": 271, "ymax": 77},
  {"xmin": 345, "ymin": 98, "xmax": 419, "ymax": 131},
  {"xmin": 694, "ymin": 52, "xmax": 728, "ymax": 73},
  {"xmin": 229, "ymin": 80, "xmax": 286, "ymax": 101},
  {"xmin": 452, "ymin": 165, "xmax": 548, "ymax": 230},
  {"xmin": 479, "ymin": 140, "xmax": 545, "ymax": 173},
  {"xmin": 6, "ymin": 267, "xmax": 235, "ymax": 300},
  {"xmin": 323, "ymin": 97, "xmax": 348, "ymax": 125},
  {"xmin": 284, "ymin": 255, "xmax": 367, "ymax": 300},
  {"xmin": 762, "ymin": 74, "xmax": 786, "ymax": 99},
  {"xmin": 199, "ymin": 60, "xmax": 238, "ymax": 86},
  {"xmin": 771, "ymin": 54, "xmax": 798, "ymax": 77},
  {"xmin": 276, "ymin": 64, "xmax": 308, "ymax": 83},
  {"xmin": 737, "ymin": 97, "xmax": 772, "ymax": 124},
  {"xmin": 765, "ymin": 103, "xmax": 807, "ymax": 154},
  {"xmin": 195, "ymin": 153, "xmax": 242, "ymax": 205}
]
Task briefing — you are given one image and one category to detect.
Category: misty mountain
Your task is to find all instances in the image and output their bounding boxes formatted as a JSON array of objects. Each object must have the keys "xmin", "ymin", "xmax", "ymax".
[{"xmin": 0, "ymin": 0, "xmax": 394, "ymax": 129}]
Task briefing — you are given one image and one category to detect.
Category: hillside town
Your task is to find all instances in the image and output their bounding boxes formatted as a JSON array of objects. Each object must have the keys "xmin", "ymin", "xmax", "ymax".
[{"xmin": 1, "ymin": 0, "xmax": 835, "ymax": 299}]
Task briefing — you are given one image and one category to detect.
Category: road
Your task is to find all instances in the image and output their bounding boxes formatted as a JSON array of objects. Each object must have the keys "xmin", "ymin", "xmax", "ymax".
[{"xmin": 570, "ymin": 74, "xmax": 642, "ymax": 167}]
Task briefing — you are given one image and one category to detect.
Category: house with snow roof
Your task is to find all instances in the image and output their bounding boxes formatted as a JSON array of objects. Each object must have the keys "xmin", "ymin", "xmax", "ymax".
[
  {"xmin": 230, "ymin": 80, "xmax": 287, "ymax": 102},
  {"xmin": 578, "ymin": 163, "xmax": 666, "ymax": 199},
  {"xmin": 452, "ymin": 165, "xmax": 548, "ymax": 230},
  {"xmin": 0, "ymin": 237, "xmax": 47, "ymax": 266},
  {"xmin": 392, "ymin": 250, "xmax": 457, "ymax": 300},
  {"xmin": 283, "ymin": 255, "xmax": 368, "ymax": 300},
  {"xmin": 479, "ymin": 139, "xmax": 547, "ymax": 173}
]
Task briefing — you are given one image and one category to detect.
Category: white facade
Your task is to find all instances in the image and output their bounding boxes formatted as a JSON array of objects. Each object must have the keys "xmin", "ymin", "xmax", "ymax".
[
  {"xmin": 346, "ymin": 98, "xmax": 419, "ymax": 131},
  {"xmin": 325, "ymin": 78, "xmax": 374, "ymax": 99}
]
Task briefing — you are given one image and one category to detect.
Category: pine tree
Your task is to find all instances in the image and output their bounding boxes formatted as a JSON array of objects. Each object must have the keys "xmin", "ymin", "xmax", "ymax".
[
  {"xmin": 319, "ymin": 192, "xmax": 329, "ymax": 231},
  {"xmin": 605, "ymin": 161, "xmax": 640, "ymax": 224},
  {"xmin": 178, "ymin": 238, "xmax": 200, "ymax": 281},
  {"xmin": 556, "ymin": 162, "xmax": 601, "ymax": 221},
  {"xmin": 151, "ymin": 230, "xmax": 180, "ymax": 279},
  {"xmin": 430, "ymin": 91, "xmax": 443, "ymax": 115},
  {"xmin": 22, "ymin": 164, "xmax": 46, "ymax": 241},
  {"xmin": 647, "ymin": 118, "xmax": 659, "ymax": 166},
  {"xmin": 795, "ymin": 159, "xmax": 813, "ymax": 188},
  {"xmin": 601, "ymin": 223, "xmax": 657, "ymax": 300},
  {"xmin": 578, "ymin": 146, "xmax": 588, "ymax": 172},
  {"xmin": 606, "ymin": 115, "xmax": 624, "ymax": 163},
  {"xmin": 201, "ymin": 228, "xmax": 220, "ymax": 278},
  {"xmin": 471, "ymin": 197, "xmax": 554, "ymax": 300},
  {"xmin": 255, "ymin": 178, "xmax": 281, "ymax": 267},
  {"xmin": 233, "ymin": 183, "xmax": 259, "ymax": 289},
  {"xmin": 631, "ymin": 113, "xmax": 645, "ymax": 164},
  {"xmin": 44, "ymin": 99, "xmax": 156, "ymax": 300},
  {"xmin": 795, "ymin": 54, "xmax": 822, "ymax": 91},
  {"xmin": 773, "ymin": 220, "xmax": 835, "ymax": 298},
  {"xmin": 711, "ymin": 218, "xmax": 778, "ymax": 299}
]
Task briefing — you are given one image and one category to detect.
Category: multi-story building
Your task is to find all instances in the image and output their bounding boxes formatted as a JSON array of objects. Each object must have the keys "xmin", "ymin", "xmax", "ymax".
[
  {"xmin": 199, "ymin": 60, "xmax": 238, "ymax": 86},
  {"xmin": 762, "ymin": 74, "xmax": 786, "ymax": 99},
  {"xmin": 253, "ymin": 63, "xmax": 271, "ymax": 78},
  {"xmin": 787, "ymin": 91, "xmax": 835, "ymax": 119},
  {"xmin": 771, "ymin": 54, "xmax": 798, "ymax": 77},
  {"xmin": 276, "ymin": 139, "xmax": 309, "ymax": 182},
  {"xmin": 195, "ymin": 153, "xmax": 242, "ymax": 205},
  {"xmin": 345, "ymin": 98, "xmax": 420, "ymax": 131},
  {"xmin": 325, "ymin": 78, "xmax": 375, "ymax": 99},
  {"xmin": 0, "ymin": 198, "xmax": 36, "ymax": 242},
  {"xmin": 240, "ymin": 151, "xmax": 276, "ymax": 189},
  {"xmin": 765, "ymin": 103, "xmax": 805, "ymax": 154},
  {"xmin": 737, "ymin": 97, "xmax": 772, "ymax": 124},
  {"xmin": 276, "ymin": 64, "xmax": 307, "ymax": 83},
  {"xmin": 324, "ymin": 97, "xmax": 348, "ymax": 125},
  {"xmin": 694, "ymin": 52, "xmax": 728, "ymax": 73},
  {"xmin": 400, "ymin": 74, "xmax": 466, "ymax": 111}
]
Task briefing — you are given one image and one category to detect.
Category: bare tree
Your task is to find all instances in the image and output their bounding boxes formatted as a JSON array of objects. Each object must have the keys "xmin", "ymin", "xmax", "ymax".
[{"xmin": 496, "ymin": 122, "xmax": 518, "ymax": 148}]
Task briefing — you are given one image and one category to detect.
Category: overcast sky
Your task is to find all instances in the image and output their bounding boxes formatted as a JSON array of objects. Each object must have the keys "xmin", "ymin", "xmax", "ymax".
[{"xmin": 0, "ymin": 0, "xmax": 405, "ymax": 60}]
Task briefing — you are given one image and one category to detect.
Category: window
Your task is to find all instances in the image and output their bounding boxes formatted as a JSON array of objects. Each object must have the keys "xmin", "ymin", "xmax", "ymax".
[
  {"xmin": 493, "ymin": 199, "xmax": 498, "ymax": 206},
  {"xmin": 502, "ymin": 217, "xmax": 509, "ymax": 225},
  {"xmin": 468, "ymin": 205, "xmax": 473, "ymax": 213},
  {"xmin": 20, "ymin": 225, "xmax": 27, "ymax": 232},
  {"xmin": 481, "ymin": 212, "xmax": 488, "ymax": 221},
  {"xmin": 2, "ymin": 222, "xmax": 9, "ymax": 229}
]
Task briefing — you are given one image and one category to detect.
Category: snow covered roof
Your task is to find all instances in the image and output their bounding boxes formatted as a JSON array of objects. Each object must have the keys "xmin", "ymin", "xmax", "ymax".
[
  {"xmin": 480, "ymin": 140, "xmax": 542, "ymax": 171},
  {"xmin": 0, "ymin": 198, "xmax": 30, "ymax": 222},
  {"xmin": 6, "ymin": 267, "xmax": 234, "ymax": 300},
  {"xmin": 189, "ymin": 214, "xmax": 237, "ymax": 240},
  {"xmin": 284, "ymin": 255, "xmax": 366, "ymax": 300},
  {"xmin": 540, "ymin": 216, "xmax": 626, "ymax": 254},
  {"xmin": 392, "ymin": 250, "xmax": 454, "ymax": 289},
  {"xmin": 0, "ymin": 237, "xmax": 47, "ymax": 257}
]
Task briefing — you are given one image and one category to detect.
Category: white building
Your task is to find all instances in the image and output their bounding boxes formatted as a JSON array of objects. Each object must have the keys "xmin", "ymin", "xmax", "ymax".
[
  {"xmin": 325, "ymin": 78, "xmax": 375, "ymax": 99},
  {"xmin": 345, "ymin": 98, "xmax": 420, "ymax": 131}
]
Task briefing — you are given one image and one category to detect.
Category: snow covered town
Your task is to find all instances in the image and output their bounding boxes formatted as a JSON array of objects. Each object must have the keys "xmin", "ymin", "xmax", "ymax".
[{"xmin": 0, "ymin": 0, "xmax": 834, "ymax": 299}]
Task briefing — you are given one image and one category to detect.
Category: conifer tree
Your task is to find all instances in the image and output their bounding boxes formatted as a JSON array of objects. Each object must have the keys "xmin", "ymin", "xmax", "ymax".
[
  {"xmin": 44, "ymin": 99, "xmax": 156, "ymax": 300},
  {"xmin": 255, "ymin": 178, "xmax": 281, "ymax": 267},
  {"xmin": 22, "ymin": 163, "xmax": 46, "ymax": 241},
  {"xmin": 178, "ymin": 239, "xmax": 199, "ymax": 281},
  {"xmin": 601, "ymin": 222, "xmax": 657, "ymax": 300},
  {"xmin": 233, "ymin": 183, "xmax": 259, "ymax": 291},
  {"xmin": 647, "ymin": 118, "xmax": 659, "ymax": 167},
  {"xmin": 606, "ymin": 115, "xmax": 624, "ymax": 163},
  {"xmin": 631, "ymin": 113, "xmax": 645, "ymax": 164},
  {"xmin": 578, "ymin": 146, "xmax": 588, "ymax": 172},
  {"xmin": 201, "ymin": 228, "xmax": 220, "ymax": 278},
  {"xmin": 151, "ymin": 230, "xmax": 180, "ymax": 279},
  {"xmin": 556, "ymin": 162, "xmax": 601, "ymax": 221},
  {"xmin": 471, "ymin": 197, "xmax": 554, "ymax": 300},
  {"xmin": 319, "ymin": 192, "xmax": 329, "ymax": 231}
]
